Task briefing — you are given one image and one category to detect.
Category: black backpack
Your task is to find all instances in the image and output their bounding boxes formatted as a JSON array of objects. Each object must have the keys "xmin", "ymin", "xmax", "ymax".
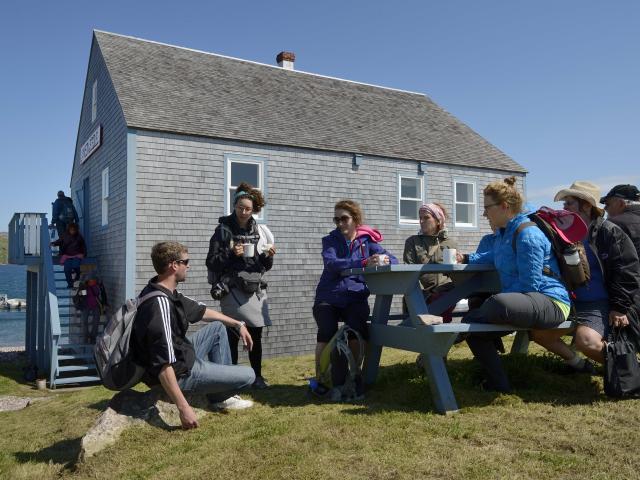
[
  {"xmin": 94, "ymin": 291, "xmax": 166, "ymax": 391},
  {"xmin": 604, "ymin": 326, "xmax": 640, "ymax": 398},
  {"xmin": 512, "ymin": 209, "xmax": 590, "ymax": 291},
  {"xmin": 59, "ymin": 199, "xmax": 76, "ymax": 222}
]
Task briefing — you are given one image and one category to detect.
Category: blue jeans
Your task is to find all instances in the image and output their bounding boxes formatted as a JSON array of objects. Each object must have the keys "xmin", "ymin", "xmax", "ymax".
[
  {"xmin": 64, "ymin": 258, "xmax": 81, "ymax": 286},
  {"xmin": 81, "ymin": 307, "xmax": 101, "ymax": 343},
  {"xmin": 178, "ymin": 322, "xmax": 255, "ymax": 402}
]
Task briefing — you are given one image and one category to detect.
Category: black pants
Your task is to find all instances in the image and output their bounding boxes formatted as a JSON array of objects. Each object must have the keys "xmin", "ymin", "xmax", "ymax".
[
  {"xmin": 464, "ymin": 292, "xmax": 565, "ymax": 391},
  {"xmin": 227, "ymin": 325, "xmax": 263, "ymax": 378}
]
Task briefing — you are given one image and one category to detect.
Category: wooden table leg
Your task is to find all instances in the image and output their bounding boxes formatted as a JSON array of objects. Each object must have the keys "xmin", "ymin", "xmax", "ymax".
[
  {"xmin": 511, "ymin": 331, "xmax": 530, "ymax": 354},
  {"xmin": 422, "ymin": 353, "xmax": 459, "ymax": 414},
  {"xmin": 363, "ymin": 294, "xmax": 392, "ymax": 385}
]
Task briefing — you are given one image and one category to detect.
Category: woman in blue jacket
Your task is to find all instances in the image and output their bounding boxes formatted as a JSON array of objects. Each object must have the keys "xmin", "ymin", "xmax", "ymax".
[
  {"xmin": 459, "ymin": 177, "xmax": 571, "ymax": 392},
  {"xmin": 313, "ymin": 200, "xmax": 398, "ymax": 399}
]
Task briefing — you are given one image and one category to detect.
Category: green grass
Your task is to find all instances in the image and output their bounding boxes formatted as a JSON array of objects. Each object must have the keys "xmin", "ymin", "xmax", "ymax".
[
  {"xmin": 0, "ymin": 233, "xmax": 7, "ymax": 264},
  {"xmin": 1, "ymin": 340, "xmax": 639, "ymax": 479}
]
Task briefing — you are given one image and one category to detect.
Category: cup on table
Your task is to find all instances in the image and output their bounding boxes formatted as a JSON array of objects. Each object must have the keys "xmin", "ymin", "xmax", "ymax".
[
  {"xmin": 442, "ymin": 248, "xmax": 457, "ymax": 265},
  {"xmin": 377, "ymin": 254, "xmax": 388, "ymax": 266},
  {"xmin": 242, "ymin": 243, "xmax": 255, "ymax": 257}
]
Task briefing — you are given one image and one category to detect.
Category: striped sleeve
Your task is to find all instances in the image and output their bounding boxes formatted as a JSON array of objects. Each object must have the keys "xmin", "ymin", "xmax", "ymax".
[
  {"xmin": 157, "ymin": 296, "xmax": 176, "ymax": 363},
  {"xmin": 144, "ymin": 297, "xmax": 177, "ymax": 371}
]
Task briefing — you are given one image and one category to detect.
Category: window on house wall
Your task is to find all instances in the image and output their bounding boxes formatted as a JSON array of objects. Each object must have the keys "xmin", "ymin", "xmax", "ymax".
[
  {"xmin": 101, "ymin": 167, "xmax": 109, "ymax": 226},
  {"xmin": 398, "ymin": 174, "xmax": 423, "ymax": 224},
  {"xmin": 225, "ymin": 155, "xmax": 265, "ymax": 220},
  {"xmin": 454, "ymin": 180, "xmax": 477, "ymax": 227},
  {"xmin": 91, "ymin": 80, "xmax": 97, "ymax": 123}
]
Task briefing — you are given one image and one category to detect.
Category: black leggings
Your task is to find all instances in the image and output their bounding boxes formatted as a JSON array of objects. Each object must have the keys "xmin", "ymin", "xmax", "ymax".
[
  {"xmin": 227, "ymin": 325, "xmax": 263, "ymax": 378},
  {"xmin": 464, "ymin": 292, "xmax": 565, "ymax": 391}
]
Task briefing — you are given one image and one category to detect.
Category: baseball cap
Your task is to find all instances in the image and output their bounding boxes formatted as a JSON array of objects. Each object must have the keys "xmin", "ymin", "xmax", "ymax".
[{"xmin": 599, "ymin": 184, "xmax": 640, "ymax": 204}]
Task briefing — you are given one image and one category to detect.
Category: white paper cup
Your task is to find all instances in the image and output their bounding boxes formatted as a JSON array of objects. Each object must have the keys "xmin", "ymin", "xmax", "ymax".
[
  {"xmin": 377, "ymin": 254, "xmax": 388, "ymax": 266},
  {"xmin": 242, "ymin": 243, "xmax": 255, "ymax": 257},
  {"xmin": 442, "ymin": 248, "xmax": 457, "ymax": 264}
]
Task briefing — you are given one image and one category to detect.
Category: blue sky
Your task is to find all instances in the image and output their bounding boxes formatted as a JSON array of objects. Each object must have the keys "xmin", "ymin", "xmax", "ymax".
[{"xmin": 1, "ymin": 1, "xmax": 638, "ymax": 227}]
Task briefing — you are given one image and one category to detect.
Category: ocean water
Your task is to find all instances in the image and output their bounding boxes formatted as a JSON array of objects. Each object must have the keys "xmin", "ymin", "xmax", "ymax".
[{"xmin": 0, "ymin": 264, "xmax": 27, "ymax": 347}]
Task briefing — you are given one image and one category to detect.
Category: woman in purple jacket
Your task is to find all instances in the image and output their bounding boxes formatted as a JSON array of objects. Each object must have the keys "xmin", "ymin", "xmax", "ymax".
[{"xmin": 312, "ymin": 200, "xmax": 398, "ymax": 398}]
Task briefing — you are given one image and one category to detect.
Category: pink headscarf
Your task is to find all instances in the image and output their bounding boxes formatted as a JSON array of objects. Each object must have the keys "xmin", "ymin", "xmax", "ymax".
[{"xmin": 419, "ymin": 203, "xmax": 446, "ymax": 230}]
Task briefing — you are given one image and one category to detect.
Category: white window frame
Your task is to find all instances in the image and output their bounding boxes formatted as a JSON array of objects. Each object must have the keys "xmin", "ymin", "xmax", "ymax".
[
  {"xmin": 91, "ymin": 80, "xmax": 97, "ymax": 123},
  {"xmin": 453, "ymin": 178, "xmax": 477, "ymax": 228},
  {"xmin": 398, "ymin": 173, "xmax": 424, "ymax": 226},
  {"xmin": 224, "ymin": 154, "xmax": 267, "ymax": 221},
  {"xmin": 101, "ymin": 167, "xmax": 109, "ymax": 226}
]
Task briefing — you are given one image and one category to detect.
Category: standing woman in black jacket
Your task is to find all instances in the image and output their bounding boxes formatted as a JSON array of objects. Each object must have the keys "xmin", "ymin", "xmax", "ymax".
[{"xmin": 206, "ymin": 183, "xmax": 276, "ymax": 389}]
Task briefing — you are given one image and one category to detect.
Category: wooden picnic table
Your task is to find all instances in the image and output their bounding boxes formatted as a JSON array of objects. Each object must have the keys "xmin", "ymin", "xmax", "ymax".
[{"xmin": 343, "ymin": 264, "xmax": 573, "ymax": 414}]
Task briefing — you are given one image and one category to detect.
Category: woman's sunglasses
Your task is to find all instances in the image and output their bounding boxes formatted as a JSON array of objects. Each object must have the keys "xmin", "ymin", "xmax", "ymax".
[{"xmin": 333, "ymin": 215, "xmax": 352, "ymax": 224}]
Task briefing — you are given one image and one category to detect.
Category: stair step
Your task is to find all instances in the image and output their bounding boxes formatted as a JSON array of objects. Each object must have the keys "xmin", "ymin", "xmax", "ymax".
[
  {"xmin": 58, "ymin": 353, "xmax": 94, "ymax": 361},
  {"xmin": 58, "ymin": 343, "xmax": 94, "ymax": 350},
  {"xmin": 58, "ymin": 364, "xmax": 96, "ymax": 373},
  {"xmin": 53, "ymin": 375, "xmax": 101, "ymax": 386}
]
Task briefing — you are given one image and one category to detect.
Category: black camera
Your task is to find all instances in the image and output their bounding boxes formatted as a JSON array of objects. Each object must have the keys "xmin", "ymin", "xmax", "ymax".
[{"xmin": 210, "ymin": 281, "xmax": 229, "ymax": 300}]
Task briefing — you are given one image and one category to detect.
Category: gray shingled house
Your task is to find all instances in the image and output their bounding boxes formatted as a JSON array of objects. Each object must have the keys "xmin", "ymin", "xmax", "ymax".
[{"xmin": 70, "ymin": 30, "xmax": 526, "ymax": 358}]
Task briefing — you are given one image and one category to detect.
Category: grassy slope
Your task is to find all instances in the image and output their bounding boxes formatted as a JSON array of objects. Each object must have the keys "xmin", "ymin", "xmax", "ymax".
[
  {"xmin": 1, "ymin": 340, "xmax": 638, "ymax": 480},
  {"xmin": 0, "ymin": 234, "xmax": 7, "ymax": 264}
]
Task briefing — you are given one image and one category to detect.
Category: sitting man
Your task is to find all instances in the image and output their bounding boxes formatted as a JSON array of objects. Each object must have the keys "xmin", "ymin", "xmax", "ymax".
[
  {"xmin": 132, "ymin": 241, "xmax": 256, "ymax": 429},
  {"xmin": 600, "ymin": 184, "xmax": 640, "ymax": 259}
]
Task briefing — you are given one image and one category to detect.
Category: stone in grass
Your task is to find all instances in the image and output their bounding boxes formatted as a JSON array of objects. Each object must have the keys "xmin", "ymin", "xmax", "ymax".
[
  {"xmin": 0, "ymin": 395, "xmax": 49, "ymax": 412},
  {"xmin": 79, "ymin": 389, "xmax": 211, "ymax": 462}
]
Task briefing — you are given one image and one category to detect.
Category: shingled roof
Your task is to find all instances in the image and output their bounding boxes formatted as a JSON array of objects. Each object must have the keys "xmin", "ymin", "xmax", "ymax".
[{"xmin": 94, "ymin": 31, "xmax": 526, "ymax": 173}]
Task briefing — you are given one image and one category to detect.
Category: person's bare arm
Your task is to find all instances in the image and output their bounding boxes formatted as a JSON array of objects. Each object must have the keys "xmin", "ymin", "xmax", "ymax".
[
  {"xmin": 202, "ymin": 308, "xmax": 253, "ymax": 351},
  {"xmin": 158, "ymin": 364, "xmax": 198, "ymax": 429}
]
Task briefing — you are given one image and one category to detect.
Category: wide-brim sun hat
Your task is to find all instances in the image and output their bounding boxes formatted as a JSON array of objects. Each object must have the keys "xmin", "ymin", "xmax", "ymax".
[{"xmin": 553, "ymin": 181, "xmax": 601, "ymax": 208}]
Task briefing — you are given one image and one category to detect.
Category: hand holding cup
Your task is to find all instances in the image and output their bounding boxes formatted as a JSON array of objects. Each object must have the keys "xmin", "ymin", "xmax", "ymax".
[
  {"xmin": 367, "ymin": 254, "xmax": 389, "ymax": 267},
  {"xmin": 232, "ymin": 243, "xmax": 244, "ymax": 257}
]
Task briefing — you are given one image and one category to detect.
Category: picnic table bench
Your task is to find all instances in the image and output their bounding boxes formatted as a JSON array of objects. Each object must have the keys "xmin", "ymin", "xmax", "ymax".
[{"xmin": 344, "ymin": 264, "xmax": 574, "ymax": 414}]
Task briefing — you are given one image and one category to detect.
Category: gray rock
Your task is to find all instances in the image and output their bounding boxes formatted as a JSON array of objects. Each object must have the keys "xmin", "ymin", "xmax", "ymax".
[
  {"xmin": 0, "ymin": 395, "xmax": 48, "ymax": 412},
  {"xmin": 79, "ymin": 389, "xmax": 211, "ymax": 462}
]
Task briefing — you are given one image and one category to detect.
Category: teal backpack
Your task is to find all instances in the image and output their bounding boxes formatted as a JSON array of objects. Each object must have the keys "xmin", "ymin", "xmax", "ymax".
[{"xmin": 316, "ymin": 325, "xmax": 365, "ymax": 401}]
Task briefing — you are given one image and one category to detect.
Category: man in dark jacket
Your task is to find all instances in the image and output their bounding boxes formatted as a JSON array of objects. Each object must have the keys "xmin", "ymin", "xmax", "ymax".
[
  {"xmin": 51, "ymin": 190, "xmax": 79, "ymax": 237},
  {"xmin": 132, "ymin": 241, "xmax": 255, "ymax": 430},
  {"xmin": 600, "ymin": 184, "xmax": 640, "ymax": 259}
]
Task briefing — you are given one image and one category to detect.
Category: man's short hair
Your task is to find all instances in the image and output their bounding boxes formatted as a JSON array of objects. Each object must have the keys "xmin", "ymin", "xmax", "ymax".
[
  {"xmin": 57, "ymin": 190, "xmax": 65, "ymax": 197},
  {"xmin": 151, "ymin": 242, "xmax": 188, "ymax": 274}
]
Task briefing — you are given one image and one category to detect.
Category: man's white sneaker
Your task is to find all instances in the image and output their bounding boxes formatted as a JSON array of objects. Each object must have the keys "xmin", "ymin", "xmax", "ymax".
[{"xmin": 212, "ymin": 395, "xmax": 254, "ymax": 410}]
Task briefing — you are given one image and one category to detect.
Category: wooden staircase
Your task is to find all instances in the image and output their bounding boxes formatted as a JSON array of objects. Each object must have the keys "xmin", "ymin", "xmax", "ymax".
[{"xmin": 52, "ymin": 264, "xmax": 102, "ymax": 387}]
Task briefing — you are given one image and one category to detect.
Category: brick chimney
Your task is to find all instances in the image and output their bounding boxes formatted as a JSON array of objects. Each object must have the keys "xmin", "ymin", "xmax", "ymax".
[{"xmin": 276, "ymin": 51, "xmax": 295, "ymax": 70}]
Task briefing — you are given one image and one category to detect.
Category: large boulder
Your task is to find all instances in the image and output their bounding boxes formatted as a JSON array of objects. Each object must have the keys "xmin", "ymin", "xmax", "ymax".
[{"xmin": 79, "ymin": 389, "xmax": 211, "ymax": 462}]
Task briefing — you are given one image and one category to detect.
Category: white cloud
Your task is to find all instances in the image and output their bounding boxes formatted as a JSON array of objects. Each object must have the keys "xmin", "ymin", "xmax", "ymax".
[{"xmin": 526, "ymin": 174, "xmax": 640, "ymax": 207}]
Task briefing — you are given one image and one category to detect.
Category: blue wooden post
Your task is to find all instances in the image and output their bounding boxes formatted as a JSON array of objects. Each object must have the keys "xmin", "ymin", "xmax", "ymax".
[
  {"xmin": 37, "ymin": 263, "xmax": 46, "ymax": 374},
  {"xmin": 25, "ymin": 270, "xmax": 37, "ymax": 364}
]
